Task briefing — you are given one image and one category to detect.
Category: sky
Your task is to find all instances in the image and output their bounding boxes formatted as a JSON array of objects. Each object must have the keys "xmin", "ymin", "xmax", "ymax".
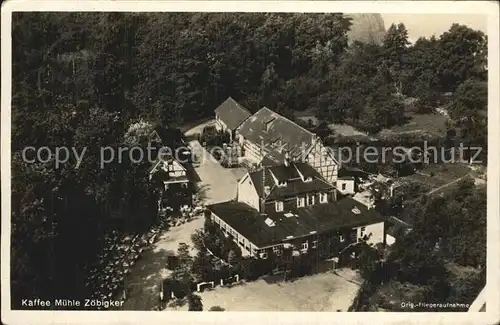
[{"xmin": 381, "ymin": 14, "xmax": 488, "ymax": 43}]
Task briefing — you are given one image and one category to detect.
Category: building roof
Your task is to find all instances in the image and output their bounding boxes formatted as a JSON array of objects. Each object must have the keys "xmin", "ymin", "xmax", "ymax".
[
  {"xmin": 248, "ymin": 162, "xmax": 334, "ymax": 200},
  {"xmin": 214, "ymin": 97, "xmax": 252, "ymax": 130},
  {"xmin": 153, "ymin": 126, "xmax": 187, "ymax": 149},
  {"xmin": 238, "ymin": 107, "xmax": 316, "ymax": 159},
  {"xmin": 261, "ymin": 155, "xmax": 281, "ymax": 167},
  {"xmin": 207, "ymin": 197, "xmax": 385, "ymax": 248}
]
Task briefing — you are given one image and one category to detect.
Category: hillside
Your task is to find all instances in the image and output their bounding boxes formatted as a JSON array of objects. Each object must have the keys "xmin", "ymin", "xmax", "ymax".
[{"xmin": 347, "ymin": 13, "xmax": 386, "ymax": 45}]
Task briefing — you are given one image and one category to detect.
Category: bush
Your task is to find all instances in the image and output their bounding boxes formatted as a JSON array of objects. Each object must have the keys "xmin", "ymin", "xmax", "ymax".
[
  {"xmin": 209, "ymin": 306, "xmax": 225, "ymax": 311},
  {"xmin": 200, "ymin": 127, "xmax": 231, "ymax": 147},
  {"xmin": 166, "ymin": 255, "xmax": 179, "ymax": 270}
]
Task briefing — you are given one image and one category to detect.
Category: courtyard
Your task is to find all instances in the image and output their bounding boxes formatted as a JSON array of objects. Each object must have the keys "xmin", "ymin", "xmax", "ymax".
[{"xmin": 167, "ymin": 268, "xmax": 362, "ymax": 312}]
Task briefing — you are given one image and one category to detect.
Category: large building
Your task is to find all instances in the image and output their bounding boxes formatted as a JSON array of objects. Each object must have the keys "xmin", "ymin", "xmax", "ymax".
[
  {"xmin": 214, "ymin": 97, "xmax": 252, "ymax": 142},
  {"xmin": 235, "ymin": 106, "xmax": 340, "ymax": 185},
  {"xmin": 206, "ymin": 158, "xmax": 385, "ymax": 261}
]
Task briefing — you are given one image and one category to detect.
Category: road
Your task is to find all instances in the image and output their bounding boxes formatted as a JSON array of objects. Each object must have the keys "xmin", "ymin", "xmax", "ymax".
[
  {"xmin": 188, "ymin": 139, "xmax": 238, "ymax": 204},
  {"xmin": 426, "ymin": 174, "xmax": 471, "ymax": 195},
  {"xmin": 120, "ymin": 125, "xmax": 238, "ymax": 310}
]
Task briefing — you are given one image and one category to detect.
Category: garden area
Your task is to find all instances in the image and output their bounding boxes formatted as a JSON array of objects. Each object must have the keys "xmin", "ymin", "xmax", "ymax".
[
  {"xmin": 197, "ymin": 125, "xmax": 240, "ymax": 168},
  {"xmin": 401, "ymin": 163, "xmax": 471, "ymax": 192},
  {"xmin": 159, "ymin": 215, "xmax": 275, "ymax": 311}
]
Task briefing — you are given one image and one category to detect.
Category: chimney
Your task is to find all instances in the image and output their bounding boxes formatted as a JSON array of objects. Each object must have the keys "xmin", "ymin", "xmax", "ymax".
[{"xmin": 284, "ymin": 152, "xmax": 290, "ymax": 167}]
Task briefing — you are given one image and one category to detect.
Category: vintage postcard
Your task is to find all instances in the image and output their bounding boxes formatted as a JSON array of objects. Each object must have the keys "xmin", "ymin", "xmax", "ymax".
[{"xmin": 1, "ymin": 1, "xmax": 499, "ymax": 325}]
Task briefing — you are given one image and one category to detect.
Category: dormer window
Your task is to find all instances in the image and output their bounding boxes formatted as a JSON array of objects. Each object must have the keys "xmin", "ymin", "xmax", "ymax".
[{"xmin": 264, "ymin": 117, "xmax": 276, "ymax": 131}]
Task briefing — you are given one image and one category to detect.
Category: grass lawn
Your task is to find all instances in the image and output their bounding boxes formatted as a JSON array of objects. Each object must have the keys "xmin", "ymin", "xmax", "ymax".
[
  {"xmin": 402, "ymin": 163, "xmax": 471, "ymax": 192},
  {"xmin": 328, "ymin": 123, "xmax": 368, "ymax": 137},
  {"xmin": 379, "ymin": 113, "xmax": 449, "ymax": 137}
]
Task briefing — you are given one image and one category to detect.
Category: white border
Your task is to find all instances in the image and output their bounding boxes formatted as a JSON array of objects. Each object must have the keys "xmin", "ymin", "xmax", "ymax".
[{"xmin": 1, "ymin": 1, "xmax": 499, "ymax": 325}]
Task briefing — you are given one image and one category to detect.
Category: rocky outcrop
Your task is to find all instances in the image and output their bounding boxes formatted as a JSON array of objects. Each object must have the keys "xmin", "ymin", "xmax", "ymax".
[{"xmin": 346, "ymin": 13, "xmax": 386, "ymax": 45}]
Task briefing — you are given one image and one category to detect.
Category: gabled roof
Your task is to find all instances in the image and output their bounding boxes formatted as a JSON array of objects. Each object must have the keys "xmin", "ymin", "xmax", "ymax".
[
  {"xmin": 238, "ymin": 107, "xmax": 316, "ymax": 159},
  {"xmin": 247, "ymin": 162, "xmax": 334, "ymax": 200},
  {"xmin": 268, "ymin": 164, "xmax": 301, "ymax": 182},
  {"xmin": 207, "ymin": 197, "xmax": 385, "ymax": 248},
  {"xmin": 214, "ymin": 97, "xmax": 252, "ymax": 130},
  {"xmin": 152, "ymin": 126, "xmax": 186, "ymax": 149}
]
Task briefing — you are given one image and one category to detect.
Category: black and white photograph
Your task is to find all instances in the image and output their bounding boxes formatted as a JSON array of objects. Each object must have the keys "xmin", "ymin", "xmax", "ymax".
[{"xmin": 1, "ymin": 1, "xmax": 499, "ymax": 324}]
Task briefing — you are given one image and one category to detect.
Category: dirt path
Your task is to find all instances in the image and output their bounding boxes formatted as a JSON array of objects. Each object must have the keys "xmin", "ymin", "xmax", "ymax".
[{"xmin": 426, "ymin": 174, "xmax": 471, "ymax": 195}]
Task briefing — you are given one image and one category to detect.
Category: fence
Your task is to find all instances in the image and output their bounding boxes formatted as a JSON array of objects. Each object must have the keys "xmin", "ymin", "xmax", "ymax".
[{"xmin": 161, "ymin": 274, "xmax": 242, "ymax": 303}]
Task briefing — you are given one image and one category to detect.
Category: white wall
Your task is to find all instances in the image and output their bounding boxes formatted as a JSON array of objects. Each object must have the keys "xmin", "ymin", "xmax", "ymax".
[
  {"xmin": 355, "ymin": 221, "xmax": 384, "ymax": 246},
  {"xmin": 237, "ymin": 173, "xmax": 260, "ymax": 211},
  {"xmin": 161, "ymin": 159, "xmax": 186, "ymax": 178},
  {"xmin": 337, "ymin": 179, "xmax": 355, "ymax": 195},
  {"xmin": 243, "ymin": 140, "xmax": 263, "ymax": 163}
]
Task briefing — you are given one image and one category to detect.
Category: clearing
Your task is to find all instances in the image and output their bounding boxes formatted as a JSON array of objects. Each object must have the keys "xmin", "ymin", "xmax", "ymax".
[
  {"xmin": 379, "ymin": 113, "xmax": 449, "ymax": 138},
  {"xmin": 402, "ymin": 163, "xmax": 471, "ymax": 190}
]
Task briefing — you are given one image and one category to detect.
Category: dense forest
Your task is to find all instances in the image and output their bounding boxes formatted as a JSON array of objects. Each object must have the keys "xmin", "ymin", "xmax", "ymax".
[
  {"xmin": 11, "ymin": 12, "xmax": 487, "ymax": 308},
  {"xmin": 353, "ymin": 178, "xmax": 486, "ymax": 311}
]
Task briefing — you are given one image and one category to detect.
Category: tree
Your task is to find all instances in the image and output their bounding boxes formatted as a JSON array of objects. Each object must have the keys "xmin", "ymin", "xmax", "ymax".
[
  {"xmin": 383, "ymin": 23, "xmax": 411, "ymax": 96},
  {"xmin": 447, "ymin": 269, "xmax": 485, "ymax": 307},
  {"xmin": 436, "ymin": 24, "xmax": 487, "ymax": 92},
  {"xmin": 191, "ymin": 248, "xmax": 214, "ymax": 282},
  {"xmin": 171, "ymin": 243, "xmax": 194, "ymax": 286},
  {"xmin": 408, "ymin": 36, "xmax": 441, "ymax": 110},
  {"xmin": 187, "ymin": 293, "xmax": 203, "ymax": 311},
  {"xmin": 449, "ymin": 79, "xmax": 487, "ymax": 163}
]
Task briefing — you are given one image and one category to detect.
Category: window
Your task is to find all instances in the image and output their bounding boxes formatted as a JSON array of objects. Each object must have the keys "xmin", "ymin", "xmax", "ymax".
[
  {"xmin": 360, "ymin": 226, "xmax": 366, "ymax": 238},
  {"xmin": 312, "ymin": 240, "xmax": 318, "ymax": 248},
  {"xmin": 340, "ymin": 235, "xmax": 345, "ymax": 242},
  {"xmin": 273, "ymin": 246, "xmax": 281, "ymax": 256},
  {"xmin": 275, "ymin": 201, "xmax": 284, "ymax": 212},
  {"xmin": 301, "ymin": 241, "xmax": 308, "ymax": 250},
  {"xmin": 307, "ymin": 194, "xmax": 315, "ymax": 206},
  {"xmin": 341, "ymin": 183, "xmax": 347, "ymax": 191},
  {"xmin": 260, "ymin": 251, "xmax": 268, "ymax": 259},
  {"xmin": 305, "ymin": 177, "xmax": 312, "ymax": 182},
  {"xmin": 278, "ymin": 181, "xmax": 287, "ymax": 187},
  {"xmin": 320, "ymin": 193, "xmax": 328, "ymax": 203},
  {"xmin": 297, "ymin": 197, "xmax": 305, "ymax": 208}
]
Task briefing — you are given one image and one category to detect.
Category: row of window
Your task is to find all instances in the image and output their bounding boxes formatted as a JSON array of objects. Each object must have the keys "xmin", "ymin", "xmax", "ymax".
[
  {"xmin": 274, "ymin": 193, "xmax": 328, "ymax": 212},
  {"xmin": 255, "ymin": 228, "xmax": 370, "ymax": 259}
]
